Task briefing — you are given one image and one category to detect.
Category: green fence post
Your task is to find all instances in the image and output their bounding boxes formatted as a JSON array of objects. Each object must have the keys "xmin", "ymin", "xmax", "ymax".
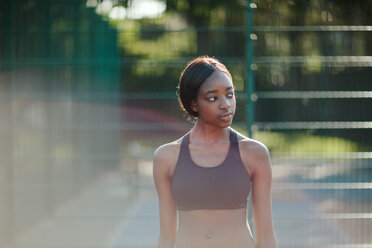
[
  {"xmin": 245, "ymin": 0, "xmax": 256, "ymax": 236},
  {"xmin": 246, "ymin": 0, "xmax": 256, "ymax": 138}
]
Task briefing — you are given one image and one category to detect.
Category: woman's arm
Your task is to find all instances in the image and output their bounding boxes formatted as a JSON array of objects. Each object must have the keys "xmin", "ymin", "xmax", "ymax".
[
  {"xmin": 153, "ymin": 145, "xmax": 178, "ymax": 248},
  {"xmin": 243, "ymin": 141, "xmax": 278, "ymax": 248}
]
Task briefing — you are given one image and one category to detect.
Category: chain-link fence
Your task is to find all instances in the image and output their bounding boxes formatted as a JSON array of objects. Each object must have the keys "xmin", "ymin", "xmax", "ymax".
[{"xmin": 1, "ymin": 0, "xmax": 371, "ymax": 247}]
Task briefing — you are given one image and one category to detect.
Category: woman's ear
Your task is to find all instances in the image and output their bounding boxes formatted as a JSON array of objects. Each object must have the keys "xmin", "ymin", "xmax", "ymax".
[{"xmin": 191, "ymin": 100, "xmax": 198, "ymax": 113}]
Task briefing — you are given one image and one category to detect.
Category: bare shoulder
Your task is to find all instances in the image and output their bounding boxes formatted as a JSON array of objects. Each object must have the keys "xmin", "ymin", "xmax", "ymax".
[
  {"xmin": 153, "ymin": 136, "xmax": 184, "ymax": 178},
  {"xmin": 154, "ymin": 136, "xmax": 183, "ymax": 162},
  {"xmin": 233, "ymin": 129, "xmax": 272, "ymax": 174},
  {"xmin": 234, "ymin": 130, "xmax": 270, "ymax": 156}
]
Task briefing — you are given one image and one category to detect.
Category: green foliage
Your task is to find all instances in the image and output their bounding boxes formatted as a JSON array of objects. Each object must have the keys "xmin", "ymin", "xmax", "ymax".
[
  {"xmin": 166, "ymin": 0, "xmax": 244, "ymax": 26},
  {"xmin": 252, "ymin": 131, "xmax": 367, "ymax": 154},
  {"xmin": 118, "ymin": 28, "xmax": 196, "ymax": 59},
  {"xmin": 233, "ymin": 126, "xmax": 367, "ymax": 154}
]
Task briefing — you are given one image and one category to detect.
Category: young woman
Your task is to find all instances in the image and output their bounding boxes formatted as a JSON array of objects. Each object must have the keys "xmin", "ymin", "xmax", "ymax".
[{"xmin": 153, "ymin": 56, "xmax": 277, "ymax": 248}]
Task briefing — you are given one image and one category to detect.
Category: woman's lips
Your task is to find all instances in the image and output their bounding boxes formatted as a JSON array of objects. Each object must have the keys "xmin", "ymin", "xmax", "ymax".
[{"xmin": 219, "ymin": 112, "xmax": 233, "ymax": 121}]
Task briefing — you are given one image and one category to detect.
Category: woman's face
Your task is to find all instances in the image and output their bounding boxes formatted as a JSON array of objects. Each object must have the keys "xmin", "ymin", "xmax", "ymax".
[{"xmin": 193, "ymin": 70, "xmax": 236, "ymax": 128}]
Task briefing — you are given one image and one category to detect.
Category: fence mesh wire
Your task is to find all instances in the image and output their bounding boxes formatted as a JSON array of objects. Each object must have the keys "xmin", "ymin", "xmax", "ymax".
[{"xmin": 0, "ymin": 0, "xmax": 371, "ymax": 247}]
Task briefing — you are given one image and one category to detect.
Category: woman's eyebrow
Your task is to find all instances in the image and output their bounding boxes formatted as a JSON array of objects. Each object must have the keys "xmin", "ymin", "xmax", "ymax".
[
  {"xmin": 204, "ymin": 87, "xmax": 233, "ymax": 95},
  {"xmin": 204, "ymin": 90, "xmax": 218, "ymax": 94}
]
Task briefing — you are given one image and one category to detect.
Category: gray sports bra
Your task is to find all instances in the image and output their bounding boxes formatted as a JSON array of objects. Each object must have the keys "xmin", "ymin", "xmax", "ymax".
[{"xmin": 172, "ymin": 128, "xmax": 251, "ymax": 211}]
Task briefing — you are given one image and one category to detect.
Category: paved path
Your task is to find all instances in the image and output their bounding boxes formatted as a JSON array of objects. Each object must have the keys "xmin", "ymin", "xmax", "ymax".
[
  {"xmin": 106, "ymin": 179, "xmax": 348, "ymax": 248},
  {"xmin": 12, "ymin": 159, "xmax": 350, "ymax": 248}
]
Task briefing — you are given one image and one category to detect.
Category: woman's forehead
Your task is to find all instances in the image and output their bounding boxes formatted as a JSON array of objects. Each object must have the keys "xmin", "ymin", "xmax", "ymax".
[{"xmin": 199, "ymin": 70, "xmax": 234, "ymax": 92}]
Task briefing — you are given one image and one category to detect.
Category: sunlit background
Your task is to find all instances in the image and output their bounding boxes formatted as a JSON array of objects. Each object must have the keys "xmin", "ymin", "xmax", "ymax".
[{"xmin": 1, "ymin": 0, "xmax": 371, "ymax": 247}]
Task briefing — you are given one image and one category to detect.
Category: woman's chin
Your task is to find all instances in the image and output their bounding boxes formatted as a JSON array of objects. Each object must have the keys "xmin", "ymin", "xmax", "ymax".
[{"xmin": 218, "ymin": 120, "xmax": 233, "ymax": 128}]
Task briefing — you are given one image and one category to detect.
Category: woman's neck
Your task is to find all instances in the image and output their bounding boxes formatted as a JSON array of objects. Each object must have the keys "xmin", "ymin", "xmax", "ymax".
[{"xmin": 190, "ymin": 120, "xmax": 231, "ymax": 145}]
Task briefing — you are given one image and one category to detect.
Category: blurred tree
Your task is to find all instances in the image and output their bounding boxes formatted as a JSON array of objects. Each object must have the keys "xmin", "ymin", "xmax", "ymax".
[
  {"xmin": 165, "ymin": 0, "xmax": 245, "ymax": 56},
  {"xmin": 98, "ymin": 0, "xmax": 372, "ymax": 145}
]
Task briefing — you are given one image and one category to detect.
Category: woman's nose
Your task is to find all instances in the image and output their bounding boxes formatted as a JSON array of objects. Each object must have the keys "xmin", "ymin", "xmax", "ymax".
[{"xmin": 219, "ymin": 97, "xmax": 231, "ymax": 109}]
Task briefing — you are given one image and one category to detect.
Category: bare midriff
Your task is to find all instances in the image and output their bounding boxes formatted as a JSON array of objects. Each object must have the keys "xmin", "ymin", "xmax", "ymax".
[{"xmin": 174, "ymin": 208, "xmax": 255, "ymax": 248}]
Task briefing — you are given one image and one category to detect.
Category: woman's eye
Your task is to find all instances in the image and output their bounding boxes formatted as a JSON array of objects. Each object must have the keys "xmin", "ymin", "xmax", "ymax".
[
  {"xmin": 227, "ymin": 92, "xmax": 234, "ymax": 98},
  {"xmin": 207, "ymin": 96, "xmax": 217, "ymax": 102}
]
